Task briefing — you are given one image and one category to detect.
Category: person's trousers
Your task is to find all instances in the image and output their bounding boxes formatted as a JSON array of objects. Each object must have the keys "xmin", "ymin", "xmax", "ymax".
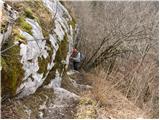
[{"xmin": 73, "ymin": 61, "xmax": 80, "ymax": 70}]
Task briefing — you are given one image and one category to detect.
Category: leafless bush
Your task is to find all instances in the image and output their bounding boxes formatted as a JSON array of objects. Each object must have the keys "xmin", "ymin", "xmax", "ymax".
[
  {"xmin": 64, "ymin": 1, "xmax": 158, "ymax": 118},
  {"xmin": 106, "ymin": 48, "xmax": 159, "ymax": 118}
]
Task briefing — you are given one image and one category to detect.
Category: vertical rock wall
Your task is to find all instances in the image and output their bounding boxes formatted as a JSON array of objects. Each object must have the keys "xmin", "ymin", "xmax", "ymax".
[{"xmin": 1, "ymin": 0, "xmax": 76, "ymax": 98}]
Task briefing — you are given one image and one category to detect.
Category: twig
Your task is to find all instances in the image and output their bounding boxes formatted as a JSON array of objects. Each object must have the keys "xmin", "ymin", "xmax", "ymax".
[{"xmin": 1, "ymin": 43, "xmax": 18, "ymax": 54}]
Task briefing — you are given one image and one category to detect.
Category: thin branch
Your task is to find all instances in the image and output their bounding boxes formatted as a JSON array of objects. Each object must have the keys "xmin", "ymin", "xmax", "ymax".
[{"xmin": 1, "ymin": 43, "xmax": 18, "ymax": 54}]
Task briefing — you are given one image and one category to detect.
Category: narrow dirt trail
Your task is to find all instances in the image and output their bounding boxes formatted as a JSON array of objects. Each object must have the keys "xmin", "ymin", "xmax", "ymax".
[{"xmin": 1, "ymin": 70, "xmax": 147, "ymax": 119}]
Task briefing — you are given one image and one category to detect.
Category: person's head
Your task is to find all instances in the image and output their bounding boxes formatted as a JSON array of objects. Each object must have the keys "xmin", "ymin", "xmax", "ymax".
[
  {"xmin": 72, "ymin": 48, "xmax": 77, "ymax": 53},
  {"xmin": 72, "ymin": 48, "xmax": 78, "ymax": 56}
]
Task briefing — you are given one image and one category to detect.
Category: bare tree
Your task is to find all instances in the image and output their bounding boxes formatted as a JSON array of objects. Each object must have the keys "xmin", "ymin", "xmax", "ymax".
[{"xmin": 65, "ymin": 1, "xmax": 158, "ymax": 118}]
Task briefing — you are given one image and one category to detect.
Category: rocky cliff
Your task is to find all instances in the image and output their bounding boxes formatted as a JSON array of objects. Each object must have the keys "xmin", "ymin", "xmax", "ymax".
[{"xmin": 1, "ymin": 0, "xmax": 76, "ymax": 98}]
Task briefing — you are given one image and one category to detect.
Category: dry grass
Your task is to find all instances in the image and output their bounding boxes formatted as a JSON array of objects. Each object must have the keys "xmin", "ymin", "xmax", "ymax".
[
  {"xmin": 87, "ymin": 53, "xmax": 159, "ymax": 118},
  {"xmin": 80, "ymin": 72, "xmax": 146, "ymax": 119},
  {"xmin": 64, "ymin": 3, "xmax": 158, "ymax": 117},
  {"xmin": 90, "ymin": 72, "xmax": 110, "ymax": 105},
  {"xmin": 80, "ymin": 71, "xmax": 116, "ymax": 106},
  {"xmin": 104, "ymin": 52, "xmax": 159, "ymax": 118}
]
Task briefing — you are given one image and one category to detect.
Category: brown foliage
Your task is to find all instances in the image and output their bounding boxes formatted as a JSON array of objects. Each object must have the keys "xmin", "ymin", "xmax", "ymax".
[{"xmin": 65, "ymin": 1, "xmax": 158, "ymax": 118}]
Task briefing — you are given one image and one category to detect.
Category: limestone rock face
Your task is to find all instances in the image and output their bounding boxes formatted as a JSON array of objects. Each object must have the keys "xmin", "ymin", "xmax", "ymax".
[{"xmin": 1, "ymin": 0, "xmax": 76, "ymax": 98}]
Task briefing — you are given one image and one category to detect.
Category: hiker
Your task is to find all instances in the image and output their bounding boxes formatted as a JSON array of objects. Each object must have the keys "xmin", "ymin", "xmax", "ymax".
[{"xmin": 69, "ymin": 48, "xmax": 81, "ymax": 70}]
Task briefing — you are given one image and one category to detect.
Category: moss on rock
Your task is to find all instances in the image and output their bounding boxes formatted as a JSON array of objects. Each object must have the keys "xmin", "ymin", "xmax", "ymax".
[
  {"xmin": 17, "ymin": 16, "xmax": 32, "ymax": 35},
  {"xmin": 1, "ymin": 38, "xmax": 24, "ymax": 96},
  {"xmin": 37, "ymin": 56, "xmax": 50, "ymax": 78},
  {"xmin": 24, "ymin": 7, "xmax": 35, "ymax": 19},
  {"xmin": 46, "ymin": 39, "xmax": 54, "ymax": 63},
  {"xmin": 2, "ymin": 1, "xmax": 54, "ymax": 94},
  {"xmin": 43, "ymin": 34, "xmax": 68, "ymax": 86},
  {"xmin": 54, "ymin": 34, "xmax": 68, "ymax": 73},
  {"xmin": 2, "ymin": 0, "xmax": 76, "ymax": 98},
  {"xmin": 7, "ymin": 0, "xmax": 53, "ymax": 38},
  {"xmin": 37, "ymin": 39, "xmax": 54, "ymax": 78}
]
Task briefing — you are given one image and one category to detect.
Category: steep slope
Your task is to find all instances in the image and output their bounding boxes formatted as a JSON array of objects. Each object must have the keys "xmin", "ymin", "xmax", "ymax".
[
  {"xmin": 63, "ymin": 1, "xmax": 159, "ymax": 118},
  {"xmin": 1, "ymin": 70, "xmax": 148, "ymax": 119},
  {"xmin": 69, "ymin": 72, "xmax": 147, "ymax": 119},
  {"xmin": 1, "ymin": 0, "xmax": 158, "ymax": 119}
]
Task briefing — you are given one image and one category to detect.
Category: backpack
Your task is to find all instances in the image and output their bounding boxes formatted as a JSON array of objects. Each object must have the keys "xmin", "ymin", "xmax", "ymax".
[{"xmin": 80, "ymin": 53, "xmax": 85, "ymax": 61}]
